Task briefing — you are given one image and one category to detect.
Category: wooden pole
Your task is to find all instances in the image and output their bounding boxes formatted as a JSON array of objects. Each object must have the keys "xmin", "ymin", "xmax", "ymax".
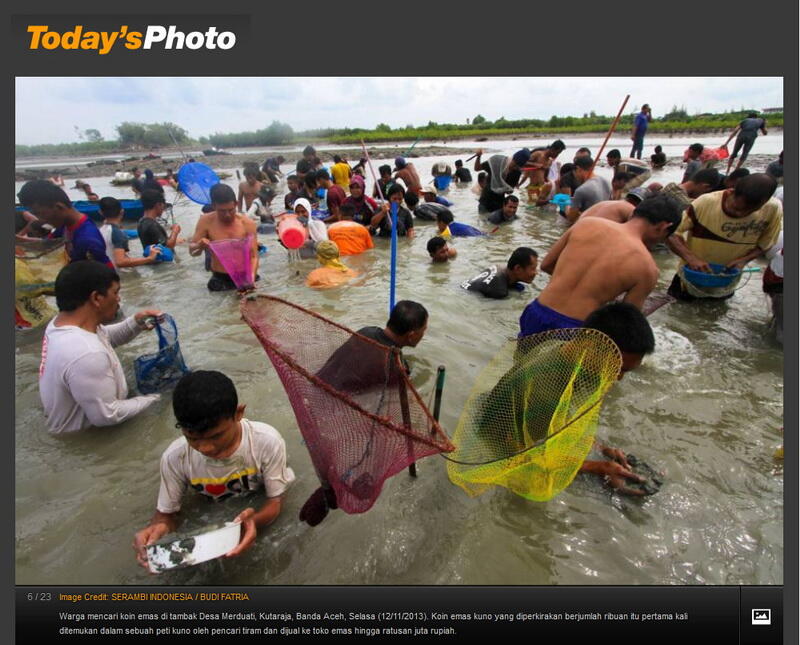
[
  {"xmin": 432, "ymin": 366, "xmax": 446, "ymax": 424},
  {"xmin": 398, "ymin": 371, "xmax": 417, "ymax": 477},
  {"xmin": 592, "ymin": 95, "xmax": 630, "ymax": 172}
]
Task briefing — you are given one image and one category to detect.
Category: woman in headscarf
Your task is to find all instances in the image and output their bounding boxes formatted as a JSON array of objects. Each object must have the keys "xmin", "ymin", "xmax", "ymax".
[
  {"xmin": 472, "ymin": 148, "xmax": 530, "ymax": 213},
  {"xmin": 342, "ymin": 175, "xmax": 379, "ymax": 225},
  {"xmin": 283, "ymin": 197, "xmax": 320, "ymax": 259},
  {"xmin": 305, "ymin": 240, "xmax": 357, "ymax": 288}
]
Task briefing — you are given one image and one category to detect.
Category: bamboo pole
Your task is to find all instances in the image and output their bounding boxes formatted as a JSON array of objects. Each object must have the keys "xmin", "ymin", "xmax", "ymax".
[{"xmin": 592, "ymin": 95, "xmax": 630, "ymax": 171}]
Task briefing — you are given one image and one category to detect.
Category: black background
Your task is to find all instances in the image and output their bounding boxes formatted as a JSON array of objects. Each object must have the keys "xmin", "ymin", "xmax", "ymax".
[{"xmin": 5, "ymin": 0, "xmax": 797, "ymax": 642}]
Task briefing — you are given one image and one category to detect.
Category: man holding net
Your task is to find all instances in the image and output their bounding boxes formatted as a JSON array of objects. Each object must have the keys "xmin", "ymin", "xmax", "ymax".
[
  {"xmin": 190, "ymin": 184, "xmax": 259, "ymax": 292},
  {"xmin": 300, "ymin": 301, "xmax": 430, "ymax": 526},
  {"xmin": 450, "ymin": 302, "xmax": 656, "ymax": 500}
]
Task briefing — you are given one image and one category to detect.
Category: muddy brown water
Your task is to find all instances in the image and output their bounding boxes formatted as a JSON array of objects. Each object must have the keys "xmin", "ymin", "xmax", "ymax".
[{"xmin": 15, "ymin": 136, "xmax": 782, "ymax": 585}]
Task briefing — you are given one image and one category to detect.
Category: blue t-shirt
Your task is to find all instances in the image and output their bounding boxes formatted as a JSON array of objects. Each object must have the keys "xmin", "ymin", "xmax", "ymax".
[
  {"xmin": 434, "ymin": 195, "xmax": 454, "ymax": 207},
  {"xmin": 54, "ymin": 215, "xmax": 113, "ymax": 267},
  {"xmin": 634, "ymin": 112, "xmax": 649, "ymax": 136}
]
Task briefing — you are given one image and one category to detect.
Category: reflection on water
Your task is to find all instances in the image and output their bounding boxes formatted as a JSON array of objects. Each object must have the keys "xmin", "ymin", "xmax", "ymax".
[{"xmin": 14, "ymin": 139, "xmax": 782, "ymax": 585}]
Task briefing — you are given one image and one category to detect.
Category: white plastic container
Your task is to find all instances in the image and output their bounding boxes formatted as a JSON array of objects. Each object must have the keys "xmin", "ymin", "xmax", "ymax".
[{"xmin": 146, "ymin": 522, "xmax": 240, "ymax": 574}]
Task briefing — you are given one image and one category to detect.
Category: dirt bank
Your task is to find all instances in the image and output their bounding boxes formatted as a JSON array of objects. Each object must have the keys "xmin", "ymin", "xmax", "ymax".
[{"xmin": 14, "ymin": 146, "xmax": 479, "ymax": 181}]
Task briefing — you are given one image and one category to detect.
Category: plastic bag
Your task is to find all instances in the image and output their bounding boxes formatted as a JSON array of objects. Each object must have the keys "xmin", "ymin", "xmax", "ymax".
[{"xmin": 134, "ymin": 314, "xmax": 190, "ymax": 394}]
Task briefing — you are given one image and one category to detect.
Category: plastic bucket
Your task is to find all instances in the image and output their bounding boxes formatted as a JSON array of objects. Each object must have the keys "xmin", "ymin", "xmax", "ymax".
[
  {"xmin": 434, "ymin": 175, "xmax": 452, "ymax": 191},
  {"xmin": 143, "ymin": 244, "xmax": 174, "ymax": 262},
  {"xmin": 682, "ymin": 263, "xmax": 740, "ymax": 288},
  {"xmin": 278, "ymin": 217, "xmax": 308, "ymax": 249}
]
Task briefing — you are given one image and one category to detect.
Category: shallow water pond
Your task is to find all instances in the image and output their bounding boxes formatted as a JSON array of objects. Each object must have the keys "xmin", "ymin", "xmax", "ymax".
[{"xmin": 15, "ymin": 139, "xmax": 782, "ymax": 585}]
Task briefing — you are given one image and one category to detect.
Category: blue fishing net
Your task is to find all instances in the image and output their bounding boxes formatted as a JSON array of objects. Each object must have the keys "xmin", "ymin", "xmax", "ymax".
[
  {"xmin": 177, "ymin": 162, "xmax": 220, "ymax": 205},
  {"xmin": 134, "ymin": 314, "xmax": 190, "ymax": 394}
]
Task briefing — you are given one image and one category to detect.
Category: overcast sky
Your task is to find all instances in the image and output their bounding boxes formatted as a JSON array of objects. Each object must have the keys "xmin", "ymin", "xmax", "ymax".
[{"xmin": 15, "ymin": 77, "xmax": 783, "ymax": 145}]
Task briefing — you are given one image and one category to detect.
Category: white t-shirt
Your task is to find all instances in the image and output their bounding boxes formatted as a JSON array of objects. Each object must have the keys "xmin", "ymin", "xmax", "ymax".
[
  {"xmin": 99, "ymin": 223, "xmax": 115, "ymax": 267},
  {"xmin": 156, "ymin": 419, "xmax": 296, "ymax": 514},
  {"xmin": 39, "ymin": 316, "xmax": 159, "ymax": 434}
]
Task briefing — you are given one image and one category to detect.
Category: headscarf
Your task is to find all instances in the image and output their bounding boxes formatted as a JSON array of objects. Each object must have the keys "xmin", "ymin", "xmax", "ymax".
[
  {"xmin": 293, "ymin": 197, "xmax": 312, "ymax": 216},
  {"xmin": 349, "ymin": 175, "xmax": 365, "ymax": 190},
  {"xmin": 344, "ymin": 175, "xmax": 376, "ymax": 221},
  {"xmin": 315, "ymin": 240, "xmax": 349, "ymax": 272}
]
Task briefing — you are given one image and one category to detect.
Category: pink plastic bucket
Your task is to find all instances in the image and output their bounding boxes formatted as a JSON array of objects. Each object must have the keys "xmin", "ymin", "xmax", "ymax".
[{"xmin": 278, "ymin": 217, "xmax": 308, "ymax": 250}]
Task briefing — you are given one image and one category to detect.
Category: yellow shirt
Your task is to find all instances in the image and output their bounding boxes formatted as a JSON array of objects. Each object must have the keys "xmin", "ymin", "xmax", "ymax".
[
  {"xmin": 331, "ymin": 162, "xmax": 352, "ymax": 190},
  {"xmin": 675, "ymin": 192, "xmax": 782, "ymax": 268}
]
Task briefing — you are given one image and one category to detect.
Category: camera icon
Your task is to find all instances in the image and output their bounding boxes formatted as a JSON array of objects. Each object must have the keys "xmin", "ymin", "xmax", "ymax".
[{"xmin": 751, "ymin": 609, "xmax": 771, "ymax": 625}]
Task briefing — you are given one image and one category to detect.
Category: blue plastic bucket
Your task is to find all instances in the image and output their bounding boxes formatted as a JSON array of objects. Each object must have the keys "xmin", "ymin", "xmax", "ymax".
[
  {"xmin": 682, "ymin": 263, "xmax": 740, "ymax": 288},
  {"xmin": 434, "ymin": 175, "xmax": 452, "ymax": 191},
  {"xmin": 143, "ymin": 244, "xmax": 174, "ymax": 262}
]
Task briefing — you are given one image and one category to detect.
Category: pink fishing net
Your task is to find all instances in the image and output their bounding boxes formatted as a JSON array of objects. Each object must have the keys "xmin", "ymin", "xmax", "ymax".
[
  {"xmin": 209, "ymin": 235, "xmax": 253, "ymax": 289},
  {"xmin": 240, "ymin": 295, "xmax": 454, "ymax": 517}
]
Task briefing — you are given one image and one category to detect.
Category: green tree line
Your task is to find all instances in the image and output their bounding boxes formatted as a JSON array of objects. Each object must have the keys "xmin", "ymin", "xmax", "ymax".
[{"xmin": 16, "ymin": 110, "xmax": 782, "ymax": 157}]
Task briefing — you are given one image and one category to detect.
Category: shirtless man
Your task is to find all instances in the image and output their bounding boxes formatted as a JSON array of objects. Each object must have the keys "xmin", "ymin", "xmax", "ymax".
[
  {"xmin": 237, "ymin": 168, "xmax": 263, "ymax": 213},
  {"xmin": 578, "ymin": 199, "xmax": 636, "ymax": 224},
  {"xmin": 519, "ymin": 140, "xmax": 566, "ymax": 204},
  {"xmin": 519, "ymin": 193, "xmax": 682, "ymax": 337},
  {"xmin": 393, "ymin": 157, "xmax": 422, "ymax": 194},
  {"xmin": 190, "ymin": 184, "xmax": 259, "ymax": 292}
]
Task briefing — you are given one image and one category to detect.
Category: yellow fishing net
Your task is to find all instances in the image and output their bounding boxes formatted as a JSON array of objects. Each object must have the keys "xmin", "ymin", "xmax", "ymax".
[
  {"xmin": 14, "ymin": 240, "xmax": 67, "ymax": 329},
  {"xmin": 446, "ymin": 328, "xmax": 621, "ymax": 501}
]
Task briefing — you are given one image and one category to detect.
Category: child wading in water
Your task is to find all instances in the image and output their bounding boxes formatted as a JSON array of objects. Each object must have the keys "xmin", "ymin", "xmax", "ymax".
[{"xmin": 133, "ymin": 370, "xmax": 295, "ymax": 567}]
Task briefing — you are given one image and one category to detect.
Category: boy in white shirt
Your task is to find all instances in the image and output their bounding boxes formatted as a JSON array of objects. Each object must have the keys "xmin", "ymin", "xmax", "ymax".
[
  {"xmin": 133, "ymin": 370, "xmax": 295, "ymax": 565},
  {"xmin": 39, "ymin": 260, "xmax": 163, "ymax": 433}
]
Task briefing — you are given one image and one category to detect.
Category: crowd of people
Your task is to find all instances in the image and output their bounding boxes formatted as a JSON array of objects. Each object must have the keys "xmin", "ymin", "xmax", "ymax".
[{"xmin": 15, "ymin": 109, "xmax": 784, "ymax": 569}]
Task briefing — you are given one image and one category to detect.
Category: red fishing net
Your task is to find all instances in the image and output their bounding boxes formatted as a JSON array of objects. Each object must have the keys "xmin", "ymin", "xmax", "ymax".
[{"xmin": 240, "ymin": 295, "xmax": 454, "ymax": 519}]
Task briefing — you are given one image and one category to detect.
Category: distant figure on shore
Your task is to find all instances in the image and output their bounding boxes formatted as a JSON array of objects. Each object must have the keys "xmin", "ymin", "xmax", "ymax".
[
  {"xmin": 630, "ymin": 103, "xmax": 652, "ymax": 159},
  {"xmin": 724, "ymin": 112, "xmax": 767, "ymax": 174}
]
